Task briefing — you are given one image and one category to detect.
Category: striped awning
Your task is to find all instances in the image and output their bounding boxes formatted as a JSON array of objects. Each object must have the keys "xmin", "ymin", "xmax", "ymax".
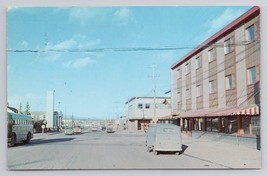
[
  {"xmin": 233, "ymin": 105, "xmax": 260, "ymax": 115},
  {"xmin": 166, "ymin": 105, "xmax": 260, "ymax": 119}
]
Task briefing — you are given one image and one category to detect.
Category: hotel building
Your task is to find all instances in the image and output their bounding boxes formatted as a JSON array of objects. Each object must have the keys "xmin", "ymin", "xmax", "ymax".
[{"xmin": 169, "ymin": 6, "xmax": 260, "ymax": 136}]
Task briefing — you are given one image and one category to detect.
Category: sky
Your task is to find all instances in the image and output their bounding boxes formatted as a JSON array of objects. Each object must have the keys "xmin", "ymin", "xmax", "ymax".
[{"xmin": 7, "ymin": 6, "xmax": 252, "ymax": 119}]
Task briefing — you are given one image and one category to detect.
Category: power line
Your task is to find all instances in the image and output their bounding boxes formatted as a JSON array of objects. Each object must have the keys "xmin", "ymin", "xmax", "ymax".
[{"xmin": 7, "ymin": 40, "xmax": 259, "ymax": 53}]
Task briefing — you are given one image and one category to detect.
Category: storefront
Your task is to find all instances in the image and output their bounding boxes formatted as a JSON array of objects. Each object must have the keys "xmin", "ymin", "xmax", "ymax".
[{"xmin": 173, "ymin": 105, "xmax": 260, "ymax": 136}]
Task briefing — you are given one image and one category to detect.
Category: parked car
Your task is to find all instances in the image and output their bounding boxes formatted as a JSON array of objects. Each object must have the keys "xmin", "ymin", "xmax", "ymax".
[
  {"xmin": 146, "ymin": 124, "xmax": 182, "ymax": 155},
  {"xmin": 73, "ymin": 126, "xmax": 82, "ymax": 134},
  {"xmin": 101, "ymin": 126, "xmax": 106, "ymax": 131},
  {"xmin": 91, "ymin": 126, "xmax": 98, "ymax": 132},
  {"xmin": 106, "ymin": 125, "xmax": 115, "ymax": 133},
  {"xmin": 65, "ymin": 128, "xmax": 74, "ymax": 135}
]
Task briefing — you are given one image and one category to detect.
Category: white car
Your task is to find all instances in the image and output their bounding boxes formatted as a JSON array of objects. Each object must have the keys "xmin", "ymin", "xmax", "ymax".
[
  {"xmin": 65, "ymin": 128, "xmax": 74, "ymax": 135},
  {"xmin": 106, "ymin": 126, "xmax": 115, "ymax": 133},
  {"xmin": 91, "ymin": 126, "xmax": 98, "ymax": 132}
]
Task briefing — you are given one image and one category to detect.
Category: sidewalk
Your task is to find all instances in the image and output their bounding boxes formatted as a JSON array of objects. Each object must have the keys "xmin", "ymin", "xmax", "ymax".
[{"xmin": 181, "ymin": 133, "xmax": 261, "ymax": 169}]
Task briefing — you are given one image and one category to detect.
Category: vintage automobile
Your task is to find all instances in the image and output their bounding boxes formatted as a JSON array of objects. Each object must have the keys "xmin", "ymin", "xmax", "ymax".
[
  {"xmin": 106, "ymin": 125, "xmax": 115, "ymax": 133},
  {"xmin": 91, "ymin": 126, "xmax": 98, "ymax": 132},
  {"xmin": 64, "ymin": 128, "xmax": 74, "ymax": 135},
  {"xmin": 146, "ymin": 124, "xmax": 182, "ymax": 155},
  {"xmin": 73, "ymin": 126, "xmax": 82, "ymax": 134}
]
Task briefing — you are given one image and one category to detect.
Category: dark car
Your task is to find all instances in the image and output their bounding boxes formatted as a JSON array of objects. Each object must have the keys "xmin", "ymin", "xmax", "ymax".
[{"xmin": 101, "ymin": 126, "xmax": 106, "ymax": 131}]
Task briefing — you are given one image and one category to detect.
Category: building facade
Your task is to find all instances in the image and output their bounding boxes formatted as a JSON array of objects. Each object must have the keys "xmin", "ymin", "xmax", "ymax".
[
  {"xmin": 46, "ymin": 90, "xmax": 55, "ymax": 129},
  {"xmin": 168, "ymin": 7, "xmax": 260, "ymax": 136},
  {"xmin": 126, "ymin": 97, "xmax": 171, "ymax": 131}
]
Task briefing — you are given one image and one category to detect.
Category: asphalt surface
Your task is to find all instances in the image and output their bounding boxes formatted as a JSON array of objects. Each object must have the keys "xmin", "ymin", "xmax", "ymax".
[{"xmin": 7, "ymin": 129, "xmax": 261, "ymax": 170}]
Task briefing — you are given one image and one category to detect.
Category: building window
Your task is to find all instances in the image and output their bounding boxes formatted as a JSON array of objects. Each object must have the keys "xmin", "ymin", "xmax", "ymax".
[
  {"xmin": 224, "ymin": 38, "xmax": 234, "ymax": 55},
  {"xmin": 177, "ymin": 69, "xmax": 180, "ymax": 79},
  {"xmin": 247, "ymin": 66, "xmax": 256, "ymax": 84},
  {"xmin": 186, "ymin": 88, "xmax": 190, "ymax": 99},
  {"xmin": 226, "ymin": 74, "xmax": 234, "ymax": 90},
  {"xmin": 195, "ymin": 57, "xmax": 201, "ymax": 69},
  {"xmin": 137, "ymin": 104, "xmax": 143, "ymax": 109},
  {"xmin": 185, "ymin": 63, "xmax": 190, "ymax": 74},
  {"xmin": 209, "ymin": 80, "xmax": 216, "ymax": 94},
  {"xmin": 145, "ymin": 104, "xmax": 150, "ymax": 109},
  {"xmin": 196, "ymin": 85, "xmax": 202, "ymax": 97},
  {"xmin": 246, "ymin": 24, "xmax": 255, "ymax": 42},
  {"xmin": 208, "ymin": 48, "xmax": 215, "ymax": 62}
]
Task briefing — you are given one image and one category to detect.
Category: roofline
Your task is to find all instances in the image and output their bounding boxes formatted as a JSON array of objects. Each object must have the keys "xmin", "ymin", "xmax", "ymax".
[
  {"xmin": 125, "ymin": 96, "xmax": 171, "ymax": 104},
  {"xmin": 171, "ymin": 6, "xmax": 260, "ymax": 70}
]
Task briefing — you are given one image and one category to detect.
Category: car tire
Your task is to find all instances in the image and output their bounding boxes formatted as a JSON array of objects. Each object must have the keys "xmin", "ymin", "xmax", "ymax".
[
  {"xmin": 25, "ymin": 133, "xmax": 31, "ymax": 144},
  {"xmin": 9, "ymin": 134, "xmax": 15, "ymax": 147},
  {"xmin": 147, "ymin": 146, "xmax": 151, "ymax": 152}
]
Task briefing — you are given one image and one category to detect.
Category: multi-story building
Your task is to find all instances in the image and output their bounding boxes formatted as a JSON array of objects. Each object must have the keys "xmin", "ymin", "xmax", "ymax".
[
  {"xmin": 169, "ymin": 6, "xmax": 260, "ymax": 136},
  {"xmin": 126, "ymin": 97, "xmax": 171, "ymax": 131}
]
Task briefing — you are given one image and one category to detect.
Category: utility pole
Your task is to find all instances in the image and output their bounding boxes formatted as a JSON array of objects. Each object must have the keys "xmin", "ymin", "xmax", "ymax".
[
  {"xmin": 58, "ymin": 101, "xmax": 61, "ymax": 129},
  {"xmin": 72, "ymin": 112, "xmax": 74, "ymax": 128},
  {"xmin": 149, "ymin": 64, "xmax": 160, "ymax": 123}
]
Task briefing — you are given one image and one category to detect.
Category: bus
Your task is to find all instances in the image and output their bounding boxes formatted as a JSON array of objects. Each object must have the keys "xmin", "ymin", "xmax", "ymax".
[{"xmin": 7, "ymin": 112, "xmax": 34, "ymax": 147}]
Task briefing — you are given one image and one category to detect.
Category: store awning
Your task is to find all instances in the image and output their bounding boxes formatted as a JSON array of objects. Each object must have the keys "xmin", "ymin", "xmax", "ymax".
[
  {"xmin": 169, "ymin": 105, "xmax": 260, "ymax": 119},
  {"xmin": 232, "ymin": 105, "xmax": 260, "ymax": 115}
]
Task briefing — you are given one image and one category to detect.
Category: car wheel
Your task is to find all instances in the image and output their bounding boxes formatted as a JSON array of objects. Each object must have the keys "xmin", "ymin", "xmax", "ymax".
[
  {"xmin": 147, "ymin": 146, "xmax": 151, "ymax": 152},
  {"xmin": 9, "ymin": 134, "xmax": 15, "ymax": 147},
  {"xmin": 25, "ymin": 133, "xmax": 31, "ymax": 143}
]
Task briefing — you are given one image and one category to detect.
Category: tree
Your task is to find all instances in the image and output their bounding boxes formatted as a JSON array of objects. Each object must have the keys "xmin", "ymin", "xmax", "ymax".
[
  {"xmin": 25, "ymin": 101, "xmax": 31, "ymax": 115},
  {"xmin": 18, "ymin": 103, "xmax": 23, "ymax": 114}
]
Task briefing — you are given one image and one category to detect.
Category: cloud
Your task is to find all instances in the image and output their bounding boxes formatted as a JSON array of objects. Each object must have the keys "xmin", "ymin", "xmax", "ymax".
[
  {"xmin": 17, "ymin": 41, "xmax": 29, "ymax": 48},
  {"xmin": 45, "ymin": 34, "xmax": 101, "ymax": 51},
  {"xmin": 68, "ymin": 7, "xmax": 134, "ymax": 26},
  {"xmin": 210, "ymin": 8, "xmax": 243, "ymax": 29},
  {"xmin": 68, "ymin": 7, "xmax": 110, "ymax": 25},
  {"xmin": 113, "ymin": 8, "xmax": 133, "ymax": 25},
  {"xmin": 53, "ymin": 39, "xmax": 76, "ymax": 50},
  {"xmin": 42, "ymin": 53, "xmax": 61, "ymax": 62},
  {"xmin": 77, "ymin": 39, "xmax": 101, "ymax": 49},
  {"xmin": 37, "ymin": 34, "xmax": 101, "ymax": 63},
  {"xmin": 69, "ymin": 7, "xmax": 95, "ymax": 24},
  {"xmin": 63, "ymin": 57, "xmax": 96, "ymax": 69},
  {"xmin": 114, "ymin": 8, "xmax": 132, "ymax": 20},
  {"xmin": 194, "ymin": 8, "xmax": 245, "ymax": 43}
]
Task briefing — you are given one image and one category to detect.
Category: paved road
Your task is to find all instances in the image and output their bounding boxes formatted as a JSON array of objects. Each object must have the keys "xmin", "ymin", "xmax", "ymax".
[{"xmin": 7, "ymin": 130, "xmax": 261, "ymax": 170}]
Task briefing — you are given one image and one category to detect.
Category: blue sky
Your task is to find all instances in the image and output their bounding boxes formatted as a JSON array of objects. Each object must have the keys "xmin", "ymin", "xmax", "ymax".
[{"xmin": 7, "ymin": 6, "xmax": 252, "ymax": 119}]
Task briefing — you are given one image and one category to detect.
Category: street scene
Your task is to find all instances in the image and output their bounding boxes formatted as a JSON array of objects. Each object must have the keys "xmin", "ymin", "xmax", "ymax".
[
  {"xmin": 6, "ymin": 5, "xmax": 261, "ymax": 171},
  {"xmin": 7, "ymin": 129, "xmax": 261, "ymax": 169}
]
